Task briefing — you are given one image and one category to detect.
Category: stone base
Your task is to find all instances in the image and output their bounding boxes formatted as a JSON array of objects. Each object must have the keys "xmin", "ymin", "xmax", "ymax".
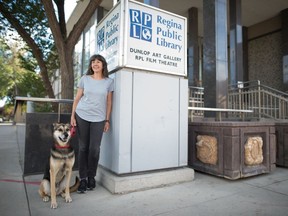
[
  {"xmin": 96, "ymin": 166, "xmax": 194, "ymax": 194},
  {"xmin": 275, "ymin": 122, "xmax": 288, "ymax": 167},
  {"xmin": 188, "ymin": 121, "xmax": 276, "ymax": 179}
]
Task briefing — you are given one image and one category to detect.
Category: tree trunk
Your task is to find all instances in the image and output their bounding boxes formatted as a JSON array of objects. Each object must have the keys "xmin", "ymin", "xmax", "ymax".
[
  {"xmin": 42, "ymin": 0, "xmax": 103, "ymax": 112},
  {"xmin": 59, "ymin": 45, "xmax": 74, "ymax": 112}
]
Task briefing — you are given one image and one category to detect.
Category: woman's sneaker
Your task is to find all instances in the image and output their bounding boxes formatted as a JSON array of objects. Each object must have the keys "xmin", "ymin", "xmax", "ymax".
[
  {"xmin": 77, "ymin": 179, "xmax": 87, "ymax": 193},
  {"xmin": 87, "ymin": 177, "xmax": 96, "ymax": 190}
]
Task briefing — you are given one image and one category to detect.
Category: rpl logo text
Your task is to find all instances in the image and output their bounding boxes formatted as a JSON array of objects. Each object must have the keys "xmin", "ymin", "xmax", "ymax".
[
  {"xmin": 130, "ymin": 9, "xmax": 183, "ymax": 52},
  {"xmin": 129, "ymin": 9, "xmax": 152, "ymax": 42}
]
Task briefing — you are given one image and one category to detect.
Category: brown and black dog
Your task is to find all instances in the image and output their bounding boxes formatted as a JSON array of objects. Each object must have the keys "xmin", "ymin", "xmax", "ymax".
[{"xmin": 38, "ymin": 123, "xmax": 79, "ymax": 209}]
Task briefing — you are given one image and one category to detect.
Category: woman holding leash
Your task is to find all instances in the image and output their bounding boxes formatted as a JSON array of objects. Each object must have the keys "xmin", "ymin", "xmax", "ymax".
[{"xmin": 70, "ymin": 54, "xmax": 114, "ymax": 193}]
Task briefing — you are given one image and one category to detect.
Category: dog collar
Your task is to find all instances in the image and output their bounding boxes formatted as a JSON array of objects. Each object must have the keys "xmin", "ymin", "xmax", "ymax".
[{"xmin": 55, "ymin": 144, "xmax": 70, "ymax": 149}]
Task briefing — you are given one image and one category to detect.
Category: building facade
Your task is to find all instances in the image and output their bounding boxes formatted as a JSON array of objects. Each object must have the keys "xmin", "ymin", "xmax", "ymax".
[{"xmin": 67, "ymin": 0, "xmax": 288, "ymax": 105}]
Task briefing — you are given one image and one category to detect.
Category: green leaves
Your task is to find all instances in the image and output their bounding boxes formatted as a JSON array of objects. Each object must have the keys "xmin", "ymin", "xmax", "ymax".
[
  {"xmin": 0, "ymin": 37, "xmax": 46, "ymax": 101},
  {"xmin": 0, "ymin": 0, "xmax": 53, "ymax": 60}
]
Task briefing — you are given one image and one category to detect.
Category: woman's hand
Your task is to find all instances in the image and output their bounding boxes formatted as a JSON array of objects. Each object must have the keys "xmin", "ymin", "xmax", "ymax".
[
  {"xmin": 104, "ymin": 121, "xmax": 110, "ymax": 132},
  {"xmin": 70, "ymin": 116, "xmax": 77, "ymax": 127}
]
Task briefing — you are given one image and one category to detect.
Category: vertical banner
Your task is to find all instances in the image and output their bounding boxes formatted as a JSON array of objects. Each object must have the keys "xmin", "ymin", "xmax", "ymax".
[
  {"xmin": 96, "ymin": 2, "xmax": 122, "ymax": 72},
  {"xmin": 96, "ymin": 0, "xmax": 187, "ymax": 76}
]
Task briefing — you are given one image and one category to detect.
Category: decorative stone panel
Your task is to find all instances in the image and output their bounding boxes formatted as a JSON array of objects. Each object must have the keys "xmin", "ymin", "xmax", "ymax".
[
  {"xmin": 244, "ymin": 136, "xmax": 263, "ymax": 166},
  {"xmin": 196, "ymin": 135, "xmax": 218, "ymax": 165}
]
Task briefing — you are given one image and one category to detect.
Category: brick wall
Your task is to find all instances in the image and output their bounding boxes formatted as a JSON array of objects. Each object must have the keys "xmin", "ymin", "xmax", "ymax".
[{"xmin": 248, "ymin": 31, "xmax": 287, "ymax": 92}]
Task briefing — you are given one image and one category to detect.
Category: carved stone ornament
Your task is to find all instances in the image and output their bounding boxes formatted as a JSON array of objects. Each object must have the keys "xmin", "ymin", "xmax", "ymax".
[
  {"xmin": 196, "ymin": 135, "xmax": 217, "ymax": 165},
  {"xmin": 244, "ymin": 136, "xmax": 263, "ymax": 166}
]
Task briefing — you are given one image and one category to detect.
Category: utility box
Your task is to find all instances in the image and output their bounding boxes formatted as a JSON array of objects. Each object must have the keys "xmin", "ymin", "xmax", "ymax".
[{"xmin": 97, "ymin": 0, "xmax": 188, "ymax": 174}]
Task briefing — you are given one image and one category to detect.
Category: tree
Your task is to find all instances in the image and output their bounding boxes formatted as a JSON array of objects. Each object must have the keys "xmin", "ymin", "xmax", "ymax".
[
  {"xmin": 0, "ymin": 0, "xmax": 55, "ymax": 100},
  {"xmin": 0, "ymin": 0, "xmax": 103, "ymax": 111},
  {"xmin": 0, "ymin": 38, "xmax": 46, "ymax": 104},
  {"xmin": 41, "ymin": 0, "xmax": 103, "ymax": 101}
]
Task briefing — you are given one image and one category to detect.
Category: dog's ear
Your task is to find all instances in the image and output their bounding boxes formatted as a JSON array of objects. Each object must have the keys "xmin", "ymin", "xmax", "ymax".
[{"xmin": 53, "ymin": 123, "xmax": 59, "ymax": 130}]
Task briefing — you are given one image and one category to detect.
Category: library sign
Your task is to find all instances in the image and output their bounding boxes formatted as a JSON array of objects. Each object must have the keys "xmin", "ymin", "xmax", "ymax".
[{"xmin": 96, "ymin": 0, "xmax": 187, "ymax": 76}]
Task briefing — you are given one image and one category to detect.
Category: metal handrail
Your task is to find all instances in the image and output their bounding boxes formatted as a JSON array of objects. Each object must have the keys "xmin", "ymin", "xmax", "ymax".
[
  {"xmin": 188, "ymin": 106, "xmax": 252, "ymax": 121},
  {"xmin": 188, "ymin": 86, "xmax": 204, "ymax": 118},
  {"xmin": 229, "ymin": 80, "xmax": 288, "ymax": 98},
  {"xmin": 189, "ymin": 80, "xmax": 288, "ymax": 121},
  {"xmin": 13, "ymin": 96, "xmax": 73, "ymax": 124},
  {"xmin": 228, "ymin": 80, "xmax": 288, "ymax": 120},
  {"xmin": 14, "ymin": 96, "xmax": 73, "ymax": 104}
]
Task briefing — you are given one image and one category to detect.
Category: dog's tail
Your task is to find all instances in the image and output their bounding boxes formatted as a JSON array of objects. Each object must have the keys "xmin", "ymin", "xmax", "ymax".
[{"xmin": 69, "ymin": 176, "xmax": 80, "ymax": 193}]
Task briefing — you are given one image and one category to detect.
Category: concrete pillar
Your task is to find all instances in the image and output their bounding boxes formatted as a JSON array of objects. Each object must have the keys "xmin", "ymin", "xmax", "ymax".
[
  {"xmin": 229, "ymin": 0, "xmax": 244, "ymax": 85},
  {"xmin": 242, "ymin": 26, "xmax": 249, "ymax": 83},
  {"xmin": 203, "ymin": 0, "xmax": 228, "ymax": 114},
  {"xmin": 188, "ymin": 7, "xmax": 200, "ymax": 87}
]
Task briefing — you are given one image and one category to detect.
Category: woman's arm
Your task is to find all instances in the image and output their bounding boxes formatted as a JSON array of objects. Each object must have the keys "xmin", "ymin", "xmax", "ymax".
[
  {"xmin": 70, "ymin": 88, "xmax": 84, "ymax": 126},
  {"xmin": 104, "ymin": 91, "xmax": 113, "ymax": 132}
]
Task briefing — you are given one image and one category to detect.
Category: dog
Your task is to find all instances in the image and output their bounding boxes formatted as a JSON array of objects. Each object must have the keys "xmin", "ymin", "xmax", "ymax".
[{"xmin": 38, "ymin": 123, "xmax": 79, "ymax": 209}]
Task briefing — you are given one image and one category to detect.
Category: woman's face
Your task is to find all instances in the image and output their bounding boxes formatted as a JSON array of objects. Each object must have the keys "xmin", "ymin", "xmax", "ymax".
[{"xmin": 91, "ymin": 59, "xmax": 103, "ymax": 74}]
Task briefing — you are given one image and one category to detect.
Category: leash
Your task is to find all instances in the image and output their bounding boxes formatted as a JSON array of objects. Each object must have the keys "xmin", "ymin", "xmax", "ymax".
[
  {"xmin": 57, "ymin": 102, "xmax": 76, "ymax": 136},
  {"xmin": 70, "ymin": 125, "xmax": 76, "ymax": 137},
  {"xmin": 58, "ymin": 103, "xmax": 61, "ymax": 123}
]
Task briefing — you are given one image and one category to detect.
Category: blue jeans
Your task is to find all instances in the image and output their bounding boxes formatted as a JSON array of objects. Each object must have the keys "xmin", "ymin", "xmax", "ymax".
[{"xmin": 75, "ymin": 114, "xmax": 105, "ymax": 179}]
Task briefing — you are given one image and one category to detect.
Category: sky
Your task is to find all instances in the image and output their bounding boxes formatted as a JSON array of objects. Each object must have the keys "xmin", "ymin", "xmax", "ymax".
[
  {"xmin": 65, "ymin": 1, "xmax": 77, "ymax": 21},
  {"xmin": 0, "ymin": 98, "xmax": 6, "ymax": 107}
]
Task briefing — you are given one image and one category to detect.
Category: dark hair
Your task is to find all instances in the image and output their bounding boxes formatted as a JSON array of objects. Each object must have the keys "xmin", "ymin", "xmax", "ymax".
[{"xmin": 86, "ymin": 54, "xmax": 108, "ymax": 78}]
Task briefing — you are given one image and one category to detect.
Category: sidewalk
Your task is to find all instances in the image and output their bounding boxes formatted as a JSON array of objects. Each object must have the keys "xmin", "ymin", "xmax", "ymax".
[{"xmin": 1, "ymin": 124, "xmax": 288, "ymax": 216}]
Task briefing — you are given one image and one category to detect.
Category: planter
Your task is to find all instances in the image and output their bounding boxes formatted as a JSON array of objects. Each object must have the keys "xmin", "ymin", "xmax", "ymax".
[{"xmin": 188, "ymin": 121, "xmax": 276, "ymax": 179}]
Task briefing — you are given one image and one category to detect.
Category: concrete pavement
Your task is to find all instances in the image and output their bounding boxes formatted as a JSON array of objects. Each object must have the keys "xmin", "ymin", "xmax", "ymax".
[{"xmin": 1, "ymin": 124, "xmax": 288, "ymax": 216}]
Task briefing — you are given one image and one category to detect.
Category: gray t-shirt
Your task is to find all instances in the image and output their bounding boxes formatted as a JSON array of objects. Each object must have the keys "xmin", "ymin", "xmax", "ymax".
[{"xmin": 75, "ymin": 75, "xmax": 114, "ymax": 122}]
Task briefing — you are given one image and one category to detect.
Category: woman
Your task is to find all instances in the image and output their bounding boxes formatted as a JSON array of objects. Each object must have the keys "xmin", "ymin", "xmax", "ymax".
[{"xmin": 70, "ymin": 54, "xmax": 114, "ymax": 193}]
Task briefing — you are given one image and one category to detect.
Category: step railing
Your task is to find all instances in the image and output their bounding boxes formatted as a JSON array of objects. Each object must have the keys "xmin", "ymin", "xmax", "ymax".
[
  {"xmin": 189, "ymin": 80, "xmax": 288, "ymax": 121},
  {"xmin": 188, "ymin": 86, "xmax": 204, "ymax": 118},
  {"xmin": 228, "ymin": 81, "xmax": 288, "ymax": 120}
]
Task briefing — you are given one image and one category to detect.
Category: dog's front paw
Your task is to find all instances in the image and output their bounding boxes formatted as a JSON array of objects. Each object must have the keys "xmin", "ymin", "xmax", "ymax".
[
  {"xmin": 42, "ymin": 196, "xmax": 49, "ymax": 202},
  {"xmin": 50, "ymin": 202, "xmax": 58, "ymax": 209},
  {"xmin": 65, "ymin": 196, "xmax": 72, "ymax": 203}
]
